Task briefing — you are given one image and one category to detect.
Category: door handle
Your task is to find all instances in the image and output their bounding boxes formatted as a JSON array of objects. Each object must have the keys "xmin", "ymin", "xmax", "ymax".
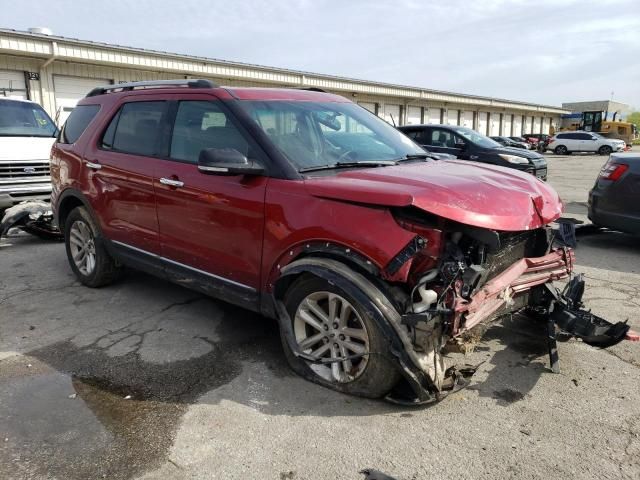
[
  {"xmin": 86, "ymin": 161, "xmax": 102, "ymax": 170},
  {"xmin": 159, "ymin": 177, "xmax": 184, "ymax": 188}
]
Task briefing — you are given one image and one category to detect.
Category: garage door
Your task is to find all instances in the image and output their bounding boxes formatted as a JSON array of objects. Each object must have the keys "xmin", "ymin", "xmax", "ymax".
[
  {"xmin": 446, "ymin": 109, "xmax": 459, "ymax": 126},
  {"xmin": 461, "ymin": 111, "xmax": 473, "ymax": 128},
  {"xmin": 542, "ymin": 118, "xmax": 550, "ymax": 135},
  {"xmin": 0, "ymin": 70, "xmax": 27, "ymax": 99},
  {"xmin": 478, "ymin": 112, "xmax": 489, "ymax": 134},
  {"xmin": 54, "ymin": 76, "xmax": 110, "ymax": 125},
  {"xmin": 406, "ymin": 106, "xmax": 422, "ymax": 125},
  {"xmin": 489, "ymin": 113, "xmax": 501, "ymax": 136},
  {"xmin": 427, "ymin": 108, "xmax": 441, "ymax": 124},
  {"xmin": 382, "ymin": 104, "xmax": 401, "ymax": 125},
  {"xmin": 533, "ymin": 116, "xmax": 542, "ymax": 134},
  {"xmin": 503, "ymin": 115, "xmax": 512, "ymax": 136},
  {"xmin": 358, "ymin": 102, "xmax": 376, "ymax": 114},
  {"xmin": 513, "ymin": 116, "xmax": 523, "ymax": 136}
]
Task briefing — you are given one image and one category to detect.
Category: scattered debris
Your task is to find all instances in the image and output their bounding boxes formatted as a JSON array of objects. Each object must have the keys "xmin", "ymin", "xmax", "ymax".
[
  {"xmin": 0, "ymin": 201, "xmax": 62, "ymax": 240},
  {"xmin": 572, "ymin": 379, "xmax": 579, "ymax": 387},
  {"xmin": 519, "ymin": 428, "xmax": 531, "ymax": 436},
  {"xmin": 29, "ymin": 325, "xmax": 36, "ymax": 331},
  {"xmin": 68, "ymin": 393, "xmax": 77, "ymax": 399},
  {"xmin": 124, "ymin": 395, "xmax": 132, "ymax": 400},
  {"xmin": 360, "ymin": 469, "xmax": 400, "ymax": 480}
]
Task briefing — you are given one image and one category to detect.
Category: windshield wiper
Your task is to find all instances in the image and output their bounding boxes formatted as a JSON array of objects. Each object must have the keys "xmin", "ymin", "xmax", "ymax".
[
  {"xmin": 396, "ymin": 153, "xmax": 434, "ymax": 162},
  {"xmin": 299, "ymin": 160, "xmax": 397, "ymax": 173}
]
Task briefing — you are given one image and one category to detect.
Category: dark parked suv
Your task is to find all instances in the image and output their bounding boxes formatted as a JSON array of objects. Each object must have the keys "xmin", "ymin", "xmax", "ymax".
[
  {"xmin": 398, "ymin": 124, "xmax": 548, "ymax": 180},
  {"xmin": 50, "ymin": 80, "xmax": 633, "ymax": 404}
]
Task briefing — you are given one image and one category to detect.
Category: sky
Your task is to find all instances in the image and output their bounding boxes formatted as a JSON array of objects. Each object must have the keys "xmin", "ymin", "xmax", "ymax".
[{"xmin": 2, "ymin": 0, "xmax": 639, "ymax": 108}]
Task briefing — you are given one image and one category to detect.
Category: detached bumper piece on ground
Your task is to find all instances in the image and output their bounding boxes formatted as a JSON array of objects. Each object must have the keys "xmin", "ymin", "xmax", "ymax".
[{"xmin": 0, "ymin": 200, "xmax": 62, "ymax": 240}]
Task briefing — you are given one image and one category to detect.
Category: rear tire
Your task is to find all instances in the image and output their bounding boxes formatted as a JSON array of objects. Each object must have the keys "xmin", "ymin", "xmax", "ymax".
[
  {"xmin": 281, "ymin": 275, "xmax": 400, "ymax": 398},
  {"xmin": 598, "ymin": 145, "xmax": 612, "ymax": 155},
  {"xmin": 554, "ymin": 145, "xmax": 568, "ymax": 155},
  {"xmin": 64, "ymin": 206, "xmax": 121, "ymax": 287}
]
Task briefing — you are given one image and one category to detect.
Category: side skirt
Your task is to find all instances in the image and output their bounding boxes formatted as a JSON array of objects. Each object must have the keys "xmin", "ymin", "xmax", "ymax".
[{"xmin": 106, "ymin": 239, "xmax": 261, "ymax": 312}]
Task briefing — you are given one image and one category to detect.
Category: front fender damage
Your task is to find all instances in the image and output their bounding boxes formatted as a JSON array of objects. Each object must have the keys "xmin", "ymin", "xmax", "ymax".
[{"xmin": 273, "ymin": 257, "xmax": 474, "ymax": 405}]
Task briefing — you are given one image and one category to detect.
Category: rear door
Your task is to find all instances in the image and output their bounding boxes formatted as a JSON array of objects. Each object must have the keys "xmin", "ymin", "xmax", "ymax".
[
  {"xmin": 153, "ymin": 95, "xmax": 268, "ymax": 306},
  {"xmin": 84, "ymin": 96, "xmax": 167, "ymax": 262},
  {"xmin": 578, "ymin": 132, "xmax": 597, "ymax": 151}
]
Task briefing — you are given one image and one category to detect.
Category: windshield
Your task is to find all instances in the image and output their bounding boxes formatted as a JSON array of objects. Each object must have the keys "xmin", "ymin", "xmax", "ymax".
[
  {"xmin": 0, "ymin": 99, "xmax": 58, "ymax": 137},
  {"xmin": 452, "ymin": 126, "xmax": 501, "ymax": 148},
  {"xmin": 236, "ymin": 100, "xmax": 425, "ymax": 171}
]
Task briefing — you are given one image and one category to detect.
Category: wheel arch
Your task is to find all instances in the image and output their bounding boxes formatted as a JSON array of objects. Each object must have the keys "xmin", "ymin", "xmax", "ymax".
[
  {"xmin": 56, "ymin": 189, "xmax": 98, "ymax": 232},
  {"xmin": 270, "ymin": 256, "xmax": 438, "ymax": 405}
]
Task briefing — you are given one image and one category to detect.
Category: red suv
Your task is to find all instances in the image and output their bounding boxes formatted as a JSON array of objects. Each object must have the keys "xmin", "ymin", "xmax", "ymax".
[{"xmin": 50, "ymin": 80, "xmax": 634, "ymax": 404}]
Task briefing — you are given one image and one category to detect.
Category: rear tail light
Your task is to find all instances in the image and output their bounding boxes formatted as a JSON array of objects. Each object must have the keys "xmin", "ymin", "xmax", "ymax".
[{"xmin": 599, "ymin": 162, "xmax": 628, "ymax": 181}]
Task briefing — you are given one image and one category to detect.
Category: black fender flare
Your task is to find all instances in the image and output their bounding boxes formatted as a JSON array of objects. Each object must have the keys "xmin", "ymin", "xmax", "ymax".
[
  {"xmin": 55, "ymin": 188, "xmax": 99, "ymax": 231},
  {"xmin": 273, "ymin": 256, "xmax": 439, "ymax": 404}
]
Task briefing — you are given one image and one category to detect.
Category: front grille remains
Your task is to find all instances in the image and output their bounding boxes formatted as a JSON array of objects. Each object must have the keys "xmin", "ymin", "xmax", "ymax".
[{"xmin": 483, "ymin": 229, "xmax": 548, "ymax": 282}]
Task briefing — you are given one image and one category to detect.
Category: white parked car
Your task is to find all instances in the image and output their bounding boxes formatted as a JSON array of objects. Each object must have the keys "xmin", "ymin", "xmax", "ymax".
[
  {"xmin": 548, "ymin": 131, "xmax": 625, "ymax": 155},
  {"xmin": 0, "ymin": 97, "xmax": 58, "ymax": 210}
]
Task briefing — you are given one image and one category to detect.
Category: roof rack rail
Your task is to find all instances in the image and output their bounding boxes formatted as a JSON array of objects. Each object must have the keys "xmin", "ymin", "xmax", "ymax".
[
  {"xmin": 298, "ymin": 87, "xmax": 327, "ymax": 93},
  {"xmin": 86, "ymin": 79, "xmax": 217, "ymax": 97}
]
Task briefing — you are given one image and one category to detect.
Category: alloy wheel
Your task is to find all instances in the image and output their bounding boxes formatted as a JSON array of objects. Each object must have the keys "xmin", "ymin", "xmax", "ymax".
[
  {"xmin": 68, "ymin": 220, "xmax": 97, "ymax": 276},
  {"xmin": 293, "ymin": 291, "xmax": 370, "ymax": 383}
]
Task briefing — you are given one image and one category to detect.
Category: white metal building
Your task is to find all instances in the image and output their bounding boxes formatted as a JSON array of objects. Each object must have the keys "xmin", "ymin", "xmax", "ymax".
[{"xmin": 0, "ymin": 28, "xmax": 568, "ymax": 135}]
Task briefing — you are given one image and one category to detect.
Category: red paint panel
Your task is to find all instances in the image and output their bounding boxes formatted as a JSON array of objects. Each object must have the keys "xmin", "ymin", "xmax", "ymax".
[
  {"xmin": 261, "ymin": 179, "xmax": 416, "ymax": 289},
  {"xmin": 154, "ymin": 159, "xmax": 267, "ymax": 289}
]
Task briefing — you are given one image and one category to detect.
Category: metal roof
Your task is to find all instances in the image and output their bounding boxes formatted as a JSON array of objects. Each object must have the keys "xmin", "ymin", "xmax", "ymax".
[{"xmin": 0, "ymin": 28, "xmax": 568, "ymax": 114}]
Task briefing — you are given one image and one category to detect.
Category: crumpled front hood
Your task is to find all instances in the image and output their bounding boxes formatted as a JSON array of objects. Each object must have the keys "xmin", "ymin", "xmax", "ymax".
[
  {"xmin": 304, "ymin": 160, "xmax": 563, "ymax": 231},
  {"xmin": 0, "ymin": 137, "xmax": 56, "ymax": 161}
]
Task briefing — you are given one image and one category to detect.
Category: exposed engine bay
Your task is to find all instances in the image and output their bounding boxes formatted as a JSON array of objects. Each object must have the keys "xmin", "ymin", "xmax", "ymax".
[{"xmin": 388, "ymin": 222, "xmax": 637, "ymax": 404}]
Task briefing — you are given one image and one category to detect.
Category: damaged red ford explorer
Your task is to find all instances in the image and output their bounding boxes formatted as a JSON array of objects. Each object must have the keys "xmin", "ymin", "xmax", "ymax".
[{"xmin": 50, "ymin": 80, "xmax": 637, "ymax": 405}]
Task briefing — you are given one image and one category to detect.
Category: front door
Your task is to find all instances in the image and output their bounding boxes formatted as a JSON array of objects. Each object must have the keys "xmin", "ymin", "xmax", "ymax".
[{"xmin": 153, "ymin": 97, "xmax": 269, "ymax": 308}]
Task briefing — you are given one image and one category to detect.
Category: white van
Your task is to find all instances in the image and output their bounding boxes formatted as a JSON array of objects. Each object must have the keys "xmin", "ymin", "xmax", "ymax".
[{"xmin": 0, "ymin": 97, "xmax": 58, "ymax": 210}]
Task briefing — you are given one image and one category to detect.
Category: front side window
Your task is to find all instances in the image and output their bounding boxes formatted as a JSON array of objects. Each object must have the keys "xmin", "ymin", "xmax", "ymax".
[
  {"xmin": 237, "ymin": 100, "xmax": 424, "ymax": 171},
  {"xmin": 102, "ymin": 101, "xmax": 165, "ymax": 156},
  {"xmin": 0, "ymin": 99, "xmax": 58, "ymax": 137},
  {"xmin": 170, "ymin": 101, "xmax": 250, "ymax": 163},
  {"xmin": 60, "ymin": 105, "xmax": 100, "ymax": 144},
  {"xmin": 428, "ymin": 129, "xmax": 457, "ymax": 148}
]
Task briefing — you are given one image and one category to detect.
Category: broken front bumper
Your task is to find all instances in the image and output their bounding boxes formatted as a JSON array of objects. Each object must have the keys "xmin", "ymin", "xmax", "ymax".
[{"xmin": 453, "ymin": 247, "xmax": 574, "ymax": 335}]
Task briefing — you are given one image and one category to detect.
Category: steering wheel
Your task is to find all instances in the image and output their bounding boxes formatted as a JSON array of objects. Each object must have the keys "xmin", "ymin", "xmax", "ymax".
[{"xmin": 338, "ymin": 150, "xmax": 357, "ymax": 162}]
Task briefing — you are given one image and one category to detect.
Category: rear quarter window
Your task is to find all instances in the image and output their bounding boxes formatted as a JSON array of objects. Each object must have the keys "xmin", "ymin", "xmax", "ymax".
[{"xmin": 59, "ymin": 105, "xmax": 101, "ymax": 144}]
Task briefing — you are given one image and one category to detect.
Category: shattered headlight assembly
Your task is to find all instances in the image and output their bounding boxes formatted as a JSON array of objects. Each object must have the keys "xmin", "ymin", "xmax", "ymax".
[{"xmin": 498, "ymin": 154, "xmax": 530, "ymax": 165}]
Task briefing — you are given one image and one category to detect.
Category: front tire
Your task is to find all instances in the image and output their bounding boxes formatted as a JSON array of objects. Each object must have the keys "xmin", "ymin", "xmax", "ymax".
[
  {"xmin": 554, "ymin": 145, "xmax": 568, "ymax": 155},
  {"xmin": 281, "ymin": 275, "xmax": 400, "ymax": 398},
  {"xmin": 64, "ymin": 206, "xmax": 121, "ymax": 287},
  {"xmin": 598, "ymin": 145, "xmax": 612, "ymax": 155}
]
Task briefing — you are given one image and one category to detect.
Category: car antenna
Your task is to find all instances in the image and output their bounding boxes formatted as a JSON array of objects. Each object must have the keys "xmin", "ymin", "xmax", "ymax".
[{"xmin": 389, "ymin": 114, "xmax": 396, "ymax": 127}]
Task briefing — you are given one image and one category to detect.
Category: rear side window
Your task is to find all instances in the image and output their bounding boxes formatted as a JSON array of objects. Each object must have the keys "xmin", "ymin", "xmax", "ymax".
[
  {"xmin": 102, "ymin": 101, "xmax": 166, "ymax": 156},
  {"xmin": 60, "ymin": 105, "xmax": 100, "ymax": 144}
]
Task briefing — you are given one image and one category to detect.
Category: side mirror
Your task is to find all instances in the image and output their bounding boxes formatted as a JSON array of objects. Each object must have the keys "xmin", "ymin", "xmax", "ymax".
[{"xmin": 198, "ymin": 148, "xmax": 264, "ymax": 176}]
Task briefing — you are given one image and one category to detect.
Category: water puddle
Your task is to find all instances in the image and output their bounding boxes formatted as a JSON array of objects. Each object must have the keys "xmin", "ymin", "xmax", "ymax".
[{"xmin": 0, "ymin": 306, "xmax": 287, "ymax": 479}]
